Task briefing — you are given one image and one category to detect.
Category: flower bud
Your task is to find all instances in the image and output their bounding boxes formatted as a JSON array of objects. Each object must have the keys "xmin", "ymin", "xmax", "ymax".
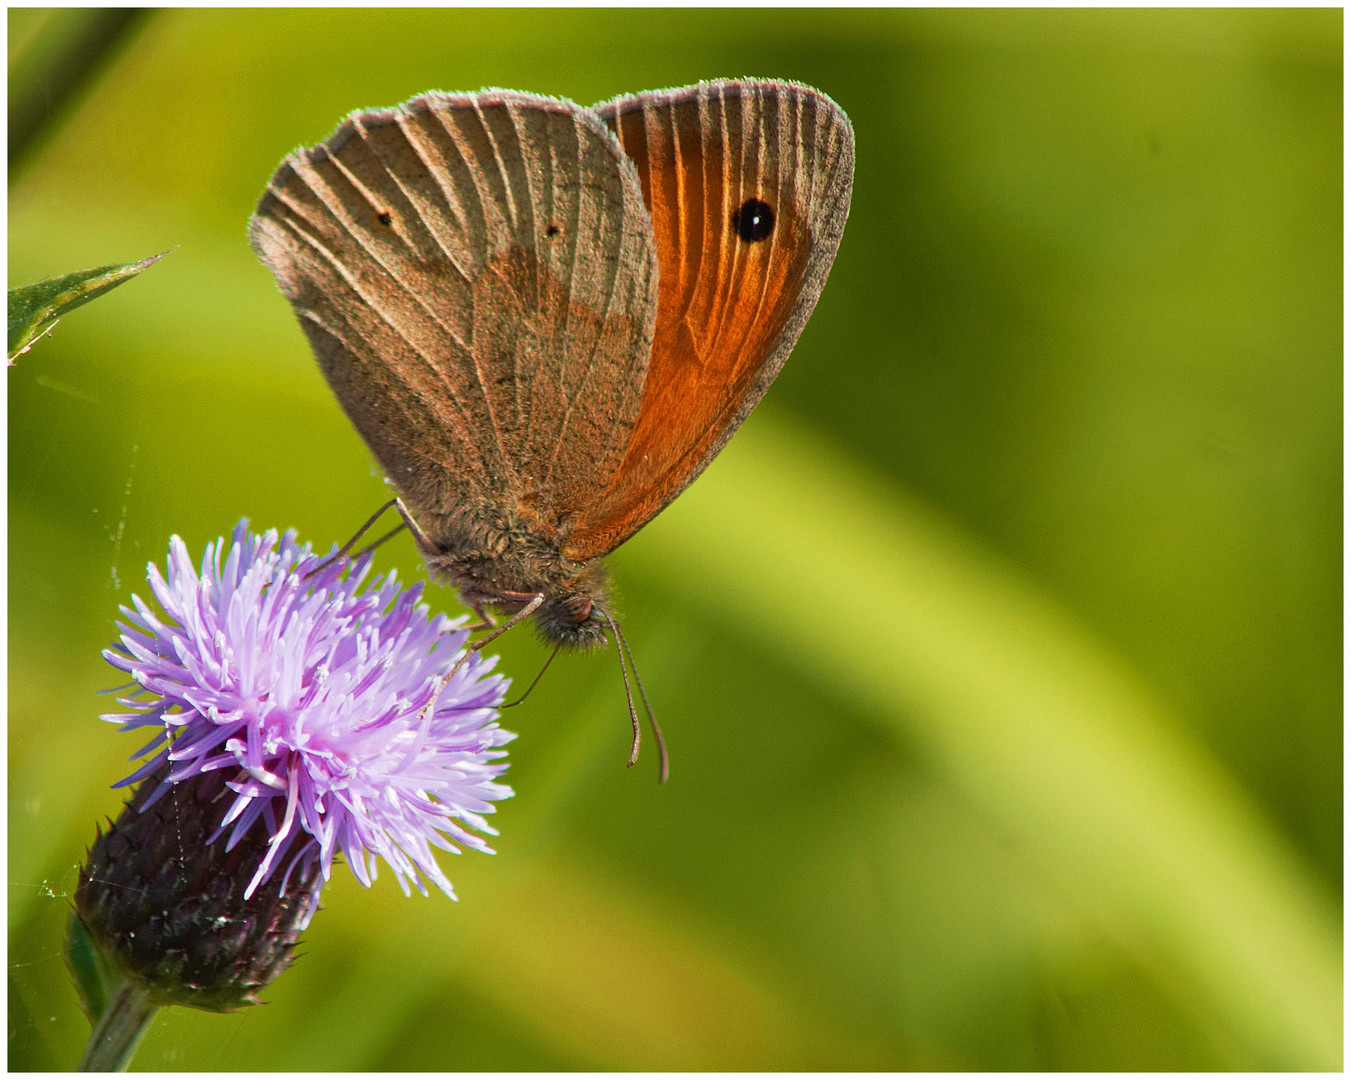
[{"xmin": 72, "ymin": 761, "xmax": 322, "ymax": 1013}]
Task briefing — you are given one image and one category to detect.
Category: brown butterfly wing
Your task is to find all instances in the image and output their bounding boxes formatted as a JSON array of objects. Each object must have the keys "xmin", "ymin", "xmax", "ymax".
[
  {"xmin": 250, "ymin": 90, "xmax": 658, "ymax": 549},
  {"xmin": 562, "ymin": 79, "xmax": 854, "ymax": 560}
]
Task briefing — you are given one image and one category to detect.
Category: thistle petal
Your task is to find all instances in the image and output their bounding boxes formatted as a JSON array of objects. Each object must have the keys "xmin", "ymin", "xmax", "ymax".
[{"xmin": 100, "ymin": 520, "xmax": 514, "ymax": 900}]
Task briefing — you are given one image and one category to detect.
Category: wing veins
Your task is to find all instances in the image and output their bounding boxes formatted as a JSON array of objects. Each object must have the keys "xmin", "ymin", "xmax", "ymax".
[
  {"xmin": 425, "ymin": 105, "xmax": 517, "ymax": 484},
  {"xmin": 275, "ymin": 210, "xmax": 485, "ymax": 464},
  {"xmin": 543, "ymin": 167, "xmax": 631, "ymax": 492},
  {"xmin": 294, "ymin": 152, "xmax": 475, "ymax": 359},
  {"xmin": 380, "ymin": 114, "xmax": 478, "ymax": 289}
]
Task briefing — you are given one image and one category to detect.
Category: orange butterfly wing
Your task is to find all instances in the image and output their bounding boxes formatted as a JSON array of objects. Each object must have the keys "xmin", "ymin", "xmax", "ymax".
[{"xmin": 562, "ymin": 79, "xmax": 855, "ymax": 560}]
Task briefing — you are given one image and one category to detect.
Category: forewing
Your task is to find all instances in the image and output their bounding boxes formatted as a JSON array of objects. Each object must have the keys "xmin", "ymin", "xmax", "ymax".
[
  {"xmin": 563, "ymin": 79, "xmax": 854, "ymax": 560},
  {"xmin": 250, "ymin": 90, "xmax": 658, "ymax": 545}
]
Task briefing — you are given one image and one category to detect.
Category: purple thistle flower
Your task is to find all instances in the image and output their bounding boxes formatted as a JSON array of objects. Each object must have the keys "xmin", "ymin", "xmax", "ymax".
[{"xmin": 101, "ymin": 519, "xmax": 515, "ymax": 903}]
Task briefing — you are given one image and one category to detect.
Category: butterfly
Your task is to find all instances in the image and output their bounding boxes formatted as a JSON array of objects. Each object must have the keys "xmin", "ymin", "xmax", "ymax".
[{"xmin": 250, "ymin": 79, "xmax": 854, "ymax": 777}]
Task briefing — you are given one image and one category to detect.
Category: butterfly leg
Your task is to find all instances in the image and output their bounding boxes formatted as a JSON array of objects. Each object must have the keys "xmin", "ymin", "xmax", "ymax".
[
  {"xmin": 306, "ymin": 498, "xmax": 402, "ymax": 578},
  {"xmin": 461, "ymin": 605, "xmax": 499, "ymax": 635},
  {"xmin": 463, "ymin": 588, "xmax": 543, "ymax": 635},
  {"xmin": 347, "ymin": 495, "xmax": 441, "ymax": 563},
  {"xmin": 466, "ymin": 593, "xmax": 544, "ymax": 651},
  {"xmin": 392, "ymin": 497, "xmax": 438, "ymax": 555},
  {"xmin": 306, "ymin": 497, "xmax": 436, "ymax": 579},
  {"xmin": 416, "ymin": 593, "xmax": 544, "ymax": 725}
]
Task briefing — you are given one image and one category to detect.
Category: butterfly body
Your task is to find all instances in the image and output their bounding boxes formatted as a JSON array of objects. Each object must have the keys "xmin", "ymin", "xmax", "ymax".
[
  {"xmin": 419, "ymin": 503, "xmax": 613, "ymax": 646},
  {"xmin": 251, "ymin": 80, "xmax": 853, "ymax": 649}
]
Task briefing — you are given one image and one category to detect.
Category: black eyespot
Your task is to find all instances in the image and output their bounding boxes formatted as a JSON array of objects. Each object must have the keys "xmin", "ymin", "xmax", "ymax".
[
  {"xmin": 732, "ymin": 198, "xmax": 775, "ymax": 243},
  {"xmin": 376, "ymin": 210, "xmax": 392, "ymax": 226},
  {"xmin": 545, "ymin": 223, "xmax": 561, "ymax": 238}
]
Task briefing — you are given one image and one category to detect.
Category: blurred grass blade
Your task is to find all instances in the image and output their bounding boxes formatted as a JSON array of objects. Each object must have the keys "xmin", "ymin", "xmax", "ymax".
[
  {"xmin": 7, "ymin": 250, "xmax": 170, "ymax": 362},
  {"xmin": 8, "ymin": 8, "xmax": 151, "ymax": 178},
  {"xmin": 625, "ymin": 411, "xmax": 1342, "ymax": 1070}
]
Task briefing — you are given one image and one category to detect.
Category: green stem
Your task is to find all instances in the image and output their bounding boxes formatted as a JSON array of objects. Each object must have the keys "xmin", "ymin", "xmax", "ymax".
[{"xmin": 78, "ymin": 980, "xmax": 157, "ymax": 1072}]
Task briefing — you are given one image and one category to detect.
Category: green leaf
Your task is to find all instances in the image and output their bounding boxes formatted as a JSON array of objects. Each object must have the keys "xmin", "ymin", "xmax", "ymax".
[
  {"xmin": 65, "ymin": 911, "xmax": 120, "ymax": 1026},
  {"xmin": 7, "ymin": 249, "xmax": 170, "ymax": 362}
]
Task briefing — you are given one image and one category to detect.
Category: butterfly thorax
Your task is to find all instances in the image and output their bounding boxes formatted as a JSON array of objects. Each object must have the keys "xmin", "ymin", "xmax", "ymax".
[{"xmin": 421, "ymin": 513, "xmax": 612, "ymax": 648}]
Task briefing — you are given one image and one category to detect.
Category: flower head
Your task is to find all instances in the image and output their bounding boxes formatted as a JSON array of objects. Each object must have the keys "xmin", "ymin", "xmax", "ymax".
[{"xmin": 102, "ymin": 520, "xmax": 514, "ymax": 901}]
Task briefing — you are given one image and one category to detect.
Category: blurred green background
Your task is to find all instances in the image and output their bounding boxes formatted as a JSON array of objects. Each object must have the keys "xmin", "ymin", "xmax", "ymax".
[{"xmin": 8, "ymin": 8, "xmax": 1341, "ymax": 1071}]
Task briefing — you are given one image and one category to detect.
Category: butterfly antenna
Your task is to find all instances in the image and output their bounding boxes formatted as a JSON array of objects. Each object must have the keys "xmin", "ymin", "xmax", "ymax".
[
  {"xmin": 609, "ymin": 616, "xmax": 669, "ymax": 784},
  {"xmin": 500, "ymin": 641, "xmax": 563, "ymax": 709},
  {"xmin": 604, "ymin": 616, "xmax": 643, "ymax": 770},
  {"xmin": 305, "ymin": 498, "xmax": 403, "ymax": 579}
]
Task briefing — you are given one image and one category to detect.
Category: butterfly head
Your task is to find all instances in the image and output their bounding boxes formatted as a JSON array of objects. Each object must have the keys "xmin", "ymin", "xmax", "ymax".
[{"xmin": 536, "ymin": 572, "xmax": 611, "ymax": 648}]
